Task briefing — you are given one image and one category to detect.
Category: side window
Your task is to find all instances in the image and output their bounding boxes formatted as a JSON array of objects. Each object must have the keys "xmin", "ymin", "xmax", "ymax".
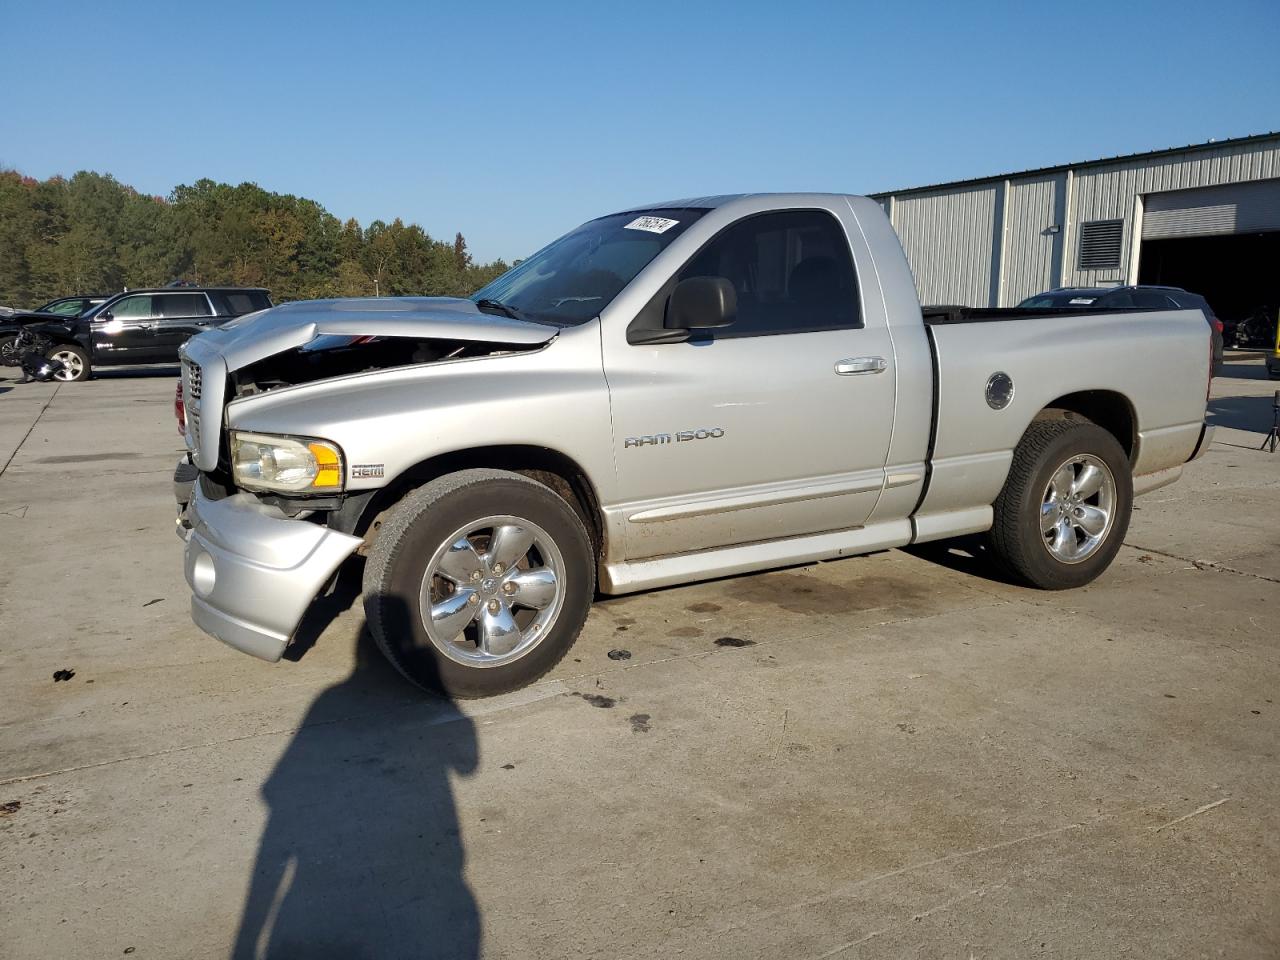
[
  {"xmin": 677, "ymin": 209, "xmax": 861, "ymax": 337},
  {"xmin": 1131, "ymin": 290, "xmax": 1176, "ymax": 309},
  {"xmin": 156, "ymin": 293, "xmax": 213, "ymax": 318},
  {"xmin": 223, "ymin": 291, "xmax": 270, "ymax": 315},
  {"xmin": 111, "ymin": 295, "xmax": 154, "ymax": 319}
]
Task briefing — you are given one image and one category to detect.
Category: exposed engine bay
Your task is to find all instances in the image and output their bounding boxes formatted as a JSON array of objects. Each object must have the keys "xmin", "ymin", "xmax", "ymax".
[{"xmin": 229, "ymin": 334, "xmax": 545, "ymax": 398}]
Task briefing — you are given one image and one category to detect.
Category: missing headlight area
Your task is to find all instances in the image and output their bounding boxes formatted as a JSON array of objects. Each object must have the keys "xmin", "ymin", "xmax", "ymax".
[{"xmin": 230, "ymin": 335, "xmax": 543, "ymax": 398}]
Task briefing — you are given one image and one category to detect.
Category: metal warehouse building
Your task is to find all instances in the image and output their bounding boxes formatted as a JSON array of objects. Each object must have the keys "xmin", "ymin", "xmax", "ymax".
[{"xmin": 872, "ymin": 132, "xmax": 1280, "ymax": 325}]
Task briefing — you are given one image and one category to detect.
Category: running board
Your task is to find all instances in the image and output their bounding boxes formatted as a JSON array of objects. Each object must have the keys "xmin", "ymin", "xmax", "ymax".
[{"xmin": 599, "ymin": 520, "xmax": 913, "ymax": 595}]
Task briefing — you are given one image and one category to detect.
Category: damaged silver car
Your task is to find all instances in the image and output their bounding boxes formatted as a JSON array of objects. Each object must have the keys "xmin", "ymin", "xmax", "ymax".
[{"xmin": 175, "ymin": 195, "xmax": 1214, "ymax": 698}]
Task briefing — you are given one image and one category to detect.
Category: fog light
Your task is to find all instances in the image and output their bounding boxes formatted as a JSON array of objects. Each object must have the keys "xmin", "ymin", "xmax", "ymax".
[{"xmin": 192, "ymin": 551, "xmax": 216, "ymax": 597}]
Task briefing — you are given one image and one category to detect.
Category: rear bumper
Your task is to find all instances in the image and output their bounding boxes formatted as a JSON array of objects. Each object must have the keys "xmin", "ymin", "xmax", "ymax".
[
  {"xmin": 178, "ymin": 482, "xmax": 361, "ymax": 661},
  {"xmin": 1133, "ymin": 422, "xmax": 1214, "ymax": 497}
]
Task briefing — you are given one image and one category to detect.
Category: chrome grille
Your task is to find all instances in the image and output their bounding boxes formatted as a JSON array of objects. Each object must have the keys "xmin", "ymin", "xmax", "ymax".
[
  {"xmin": 182, "ymin": 359, "xmax": 202, "ymax": 445},
  {"xmin": 183, "ymin": 359, "xmax": 202, "ymax": 400}
]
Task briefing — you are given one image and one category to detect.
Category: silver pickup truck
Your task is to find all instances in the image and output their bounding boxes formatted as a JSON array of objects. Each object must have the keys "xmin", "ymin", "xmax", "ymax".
[{"xmin": 175, "ymin": 194, "xmax": 1214, "ymax": 697}]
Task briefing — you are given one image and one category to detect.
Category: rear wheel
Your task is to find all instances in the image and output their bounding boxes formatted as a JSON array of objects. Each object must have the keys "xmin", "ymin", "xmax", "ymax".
[
  {"xmin": 48, "ymin": 345, "xmax": 90, "ymax": 382},
  {"xmin": 363, "ymin": 469, "xmax": 595, "ymax": 698},
  {"xmin": 986, "ymin": 419, "xmax": 1132, "ymax": 589}
]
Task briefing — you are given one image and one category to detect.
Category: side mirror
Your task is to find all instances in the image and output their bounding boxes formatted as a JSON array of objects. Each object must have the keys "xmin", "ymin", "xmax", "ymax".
[
  {"xmin": 627, "ymin": 276, "xmax": 738, "ymax": 345},
  {"xmin": 667, "ymin": 276, "xmax": 736, "ymax": 331},
  {"xmin": 97, "ymin": 310, "xmax": 113, "ymax": 321}
]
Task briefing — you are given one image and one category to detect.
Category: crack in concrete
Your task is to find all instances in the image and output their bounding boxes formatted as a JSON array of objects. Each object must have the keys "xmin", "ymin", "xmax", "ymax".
[
  {"xmin": 812, "ymin": 883, "xmax": 1008, "ymax": 959},
  {"xmin": 0, "ymin": 383, "xmax": 61, "ymax": 479},
  {"xmin": 1124, "ymin": 543, "xmax": 1280, "ymax": 584},
  {"xmin": 1150, "ymin": 796, "xmax": 1230, "ymax": 832},
  {"xmin": 0, "ymin": 681, "xmax": 567, "ymax": 786},
  {"xmin": 714, "ymin": 818, "xmax": 1094, "ymax": 944}
]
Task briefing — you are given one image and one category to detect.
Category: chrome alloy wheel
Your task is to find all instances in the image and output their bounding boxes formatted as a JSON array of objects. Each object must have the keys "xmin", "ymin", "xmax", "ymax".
[
  {"xmin": 1040, "ymin": 454, "xmax": 1117, "ymax": 564},
  {"xmin": 50, "ymin": 349, "xmax": 84, "ymax": 381},
  {"xmin": 419, "ymin": 515, "xmax": 566, "ymax": 667}
]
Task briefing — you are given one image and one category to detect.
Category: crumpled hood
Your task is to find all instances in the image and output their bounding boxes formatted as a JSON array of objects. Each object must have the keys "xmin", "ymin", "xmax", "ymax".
[
  {"xmin": 188, "ymin": 296, "xmax": 556, "ymax": 372},
  {"xmin": 179, "ymin": 296, "xmax": 557, "ymax": 470}
]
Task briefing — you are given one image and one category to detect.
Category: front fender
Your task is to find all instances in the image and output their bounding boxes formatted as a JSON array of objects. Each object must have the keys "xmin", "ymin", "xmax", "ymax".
[{"xmin": 223, "ymin": 323, "xmax": 619, "ymax": 505}]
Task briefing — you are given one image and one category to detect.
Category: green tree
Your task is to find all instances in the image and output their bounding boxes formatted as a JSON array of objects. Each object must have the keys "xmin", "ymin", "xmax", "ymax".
[{"xmin": 0, "ymin": 168, "xmax": 509, "ymax": 308}]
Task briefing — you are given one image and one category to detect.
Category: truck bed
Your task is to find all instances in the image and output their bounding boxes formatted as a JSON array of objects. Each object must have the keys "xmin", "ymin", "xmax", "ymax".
[{"xmin": 921, "ymin": 305, "xmax": 1165, "ymax": 325}]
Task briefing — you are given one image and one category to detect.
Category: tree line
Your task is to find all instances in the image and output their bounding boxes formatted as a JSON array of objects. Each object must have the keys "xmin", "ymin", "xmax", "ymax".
[{"xmin": 0, "ymin": 169, "xmax": 511, "ymax": 308}]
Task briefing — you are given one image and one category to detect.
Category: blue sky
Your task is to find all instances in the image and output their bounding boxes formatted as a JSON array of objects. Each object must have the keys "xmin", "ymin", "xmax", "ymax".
[{"xmin": 4, "ymin": 0, "xmax": 1278, "ymax": 264}]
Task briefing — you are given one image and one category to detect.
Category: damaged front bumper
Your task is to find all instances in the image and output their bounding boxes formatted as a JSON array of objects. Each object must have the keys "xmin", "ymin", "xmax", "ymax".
[{"xmin": 176, "ymin": 472, "xmax": 361, "ymax": 661}]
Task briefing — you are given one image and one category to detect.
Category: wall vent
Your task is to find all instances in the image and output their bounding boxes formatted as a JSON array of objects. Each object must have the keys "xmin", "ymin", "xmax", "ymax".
[{"xmin": 1077, "ymin": 219, "xmax": 1124, "ymax": 270}]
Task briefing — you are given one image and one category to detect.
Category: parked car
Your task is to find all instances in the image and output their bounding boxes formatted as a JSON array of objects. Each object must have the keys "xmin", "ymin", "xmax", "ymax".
[
  {"xmin": 27, "ymin": 287, "xmax": 272, "ymax": 381},
  {"xmin": 174, "ymin": 194, "xmax": 1213, "ymax": 698},
  {"xmin": 0, "ymin": 309, "xmax": 75, "ymax": 365},
  {"xmin": 35, "ymin": 294, "xmax": 112, "ymax": 317},
  {"xmin": 1018, "ymin": 286, "xmax": 1223, "ymax": 372}
]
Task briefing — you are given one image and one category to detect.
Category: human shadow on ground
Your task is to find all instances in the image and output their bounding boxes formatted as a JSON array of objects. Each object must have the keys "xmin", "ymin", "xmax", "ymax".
[{"xmin": 232, "ymin": 599, "xmax": 481, "ymax": 960}]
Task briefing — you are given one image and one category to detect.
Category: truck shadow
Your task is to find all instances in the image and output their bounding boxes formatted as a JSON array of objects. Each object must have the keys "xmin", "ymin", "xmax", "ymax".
[
  {"xmin": 233, "ymin": 598, "xmax": 481, "ymax": 960},
  {"xmin": 1208, "ymin": 394, "xmax": 1276, "ymax": 433},
  {"xmin": 284, "ymin": 560, "xmax": 365, "ymax": 663},
  {"xmin": 902, "ymin": 536, "xmax": 1022, "ymax": 586},
  {"xmin": 1217, "ymin": 360, "xmax": 1273, "ymax": 381}
]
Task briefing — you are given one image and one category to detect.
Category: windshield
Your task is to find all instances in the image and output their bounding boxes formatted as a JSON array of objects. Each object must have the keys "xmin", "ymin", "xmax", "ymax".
[
  {"xmin": 472, "ymin": 208, "xmax": 707, "ymax": 325},
  {"xmin": 40, "ymin": 299, "xmax": 88, "ymax": 316},
  {"xmin": 1018, "ymin": 292, "xmax": 1104, "ymax": 309}
]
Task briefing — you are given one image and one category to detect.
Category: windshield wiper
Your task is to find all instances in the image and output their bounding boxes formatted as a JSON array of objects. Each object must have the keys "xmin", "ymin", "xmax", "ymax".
[{"xmin": 475, "ymin": 298, "xmax": 523, "ymax": 320}]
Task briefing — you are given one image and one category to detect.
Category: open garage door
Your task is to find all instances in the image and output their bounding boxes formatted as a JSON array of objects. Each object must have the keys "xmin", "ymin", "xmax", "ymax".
[
  {"xmin": 1139, "ymin": 179, "xmax": 1280, "ymax": 349},
  {"xmin": 1143, "ymin": 179, "xmax": 1280, "ymax": 238}
]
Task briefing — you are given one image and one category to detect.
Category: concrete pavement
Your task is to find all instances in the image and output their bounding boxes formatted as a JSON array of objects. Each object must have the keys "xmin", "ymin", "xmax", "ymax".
[{"xmin": 0, "ymin": 355, "xmax": 1276, "ymax": 959}]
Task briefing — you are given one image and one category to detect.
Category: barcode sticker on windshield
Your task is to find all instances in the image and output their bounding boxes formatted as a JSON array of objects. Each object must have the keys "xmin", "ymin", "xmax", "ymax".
[
  {"xmin": 625, "ymin": 216, "xmax": 679, "ymax": 234},
  {"xmin": 1069, "ymin": 297, "xmax": 1097, "ymax": 305}
]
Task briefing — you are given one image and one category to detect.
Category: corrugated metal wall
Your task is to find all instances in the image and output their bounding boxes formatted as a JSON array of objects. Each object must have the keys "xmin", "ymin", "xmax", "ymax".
[
  {"xmin": 1001, "ymin": 175, "xmax": 1062, "ymax": 306},
  {"xmin": 876, "ymin": 135, "xmax": 1280, "ymax": 306},
  {"xmin": 887, "ymin": 184, "xmax": 997, "ymax": 306}
]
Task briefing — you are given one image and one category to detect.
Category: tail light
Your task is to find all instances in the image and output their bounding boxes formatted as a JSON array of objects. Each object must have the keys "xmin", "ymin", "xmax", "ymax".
[
  {"xmin": 174, "ymin": 381, "xmax": 186, "ymax": 436},
  {"xmin": 1212, "ymin": 318, "xmax": 1224, "ymax": 334}
]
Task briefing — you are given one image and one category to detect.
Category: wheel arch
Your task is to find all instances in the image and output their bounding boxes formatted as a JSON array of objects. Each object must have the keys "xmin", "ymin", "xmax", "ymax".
[
  {"xmin": 352, "ymin": 444, "xmax": 605, "ymax": 557},
  {"xmin": 1033, "ymin": 390, "xmax": 1138, "ymax": 463}
]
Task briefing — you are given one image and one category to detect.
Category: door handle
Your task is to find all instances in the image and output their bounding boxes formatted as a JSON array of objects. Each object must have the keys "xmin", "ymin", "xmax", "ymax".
[{"xmin": 835, "ymin": 356, "xmax": 887, "ymax": 375}]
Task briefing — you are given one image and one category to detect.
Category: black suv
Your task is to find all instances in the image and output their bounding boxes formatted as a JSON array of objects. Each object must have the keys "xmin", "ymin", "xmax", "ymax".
[
  {"xmin": 1018, "ymin": 285, "xmax": 1223, "ymax": 371},
  {"xmin": 30, "ymin": 287, "xmax": 272, "ymax": 381}
]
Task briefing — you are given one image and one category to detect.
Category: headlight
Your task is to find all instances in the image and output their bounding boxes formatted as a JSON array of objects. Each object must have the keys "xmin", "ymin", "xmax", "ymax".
[{"xmin": 230, "ymin": 432, "xmax": 344, "ymax": 494}]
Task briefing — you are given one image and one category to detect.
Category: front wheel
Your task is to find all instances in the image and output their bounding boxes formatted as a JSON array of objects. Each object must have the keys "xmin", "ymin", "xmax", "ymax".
[
  {"xmin": 986, "ymin": 418, "xmax": 1132, "ymax": 589},
  {"xmin": 0, "ymin": 334, "xmax": 19, "ymax": 367},
  {"xmin": 363, "ymin": 469, "xmax": 595, "ymax": 698},
  {"xmin": 48, "ymin": 344, "xmax": 90, "ymax": 382}
]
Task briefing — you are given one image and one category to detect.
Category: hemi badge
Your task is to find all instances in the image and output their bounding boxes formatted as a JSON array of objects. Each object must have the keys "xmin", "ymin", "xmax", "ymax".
[{"xmin": 351, "ymin": 464, "xmax": 385, "ymax": 479}]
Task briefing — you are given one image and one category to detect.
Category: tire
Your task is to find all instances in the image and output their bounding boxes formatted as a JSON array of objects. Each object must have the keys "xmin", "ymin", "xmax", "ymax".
[
  {"xmin": 986, "ymin": 418, "xmax": 1132, "ymax": 590},
  {"xmin": 47, "ymin": 344, "xmax": 90, "ymax": 382},
  {"xmin": 0, "ymin": 334, "xmax": 19, "ymax": 367},
  {"xmin": 363, "ymin": 468, "xmax": 595, "ymax": 698}
]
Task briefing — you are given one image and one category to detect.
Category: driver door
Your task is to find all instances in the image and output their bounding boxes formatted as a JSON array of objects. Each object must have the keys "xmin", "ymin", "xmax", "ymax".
[
  {"xmin": 602, "ymin": 208, "xmax": 896, "ymax": 561},
  {"xmin": 92, "ymin": 294, "xmax": 164, "ymax": 363}
]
